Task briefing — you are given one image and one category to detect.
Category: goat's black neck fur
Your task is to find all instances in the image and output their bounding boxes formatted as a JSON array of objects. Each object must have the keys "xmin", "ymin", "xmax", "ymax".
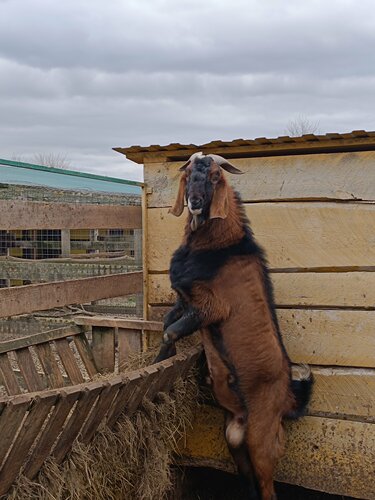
[{"xmin": 170, "ymin": 191, "xmax": 290, "ymax": 361}]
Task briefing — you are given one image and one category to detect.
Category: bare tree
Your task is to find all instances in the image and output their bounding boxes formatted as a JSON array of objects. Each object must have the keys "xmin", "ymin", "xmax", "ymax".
[
  {"xmin": 285, "ymin": 114, "xmax": 320, "ymax": 137},
  {"xmin": 32, "ymin": 153, "xmax": 71, "ymax": 169}
]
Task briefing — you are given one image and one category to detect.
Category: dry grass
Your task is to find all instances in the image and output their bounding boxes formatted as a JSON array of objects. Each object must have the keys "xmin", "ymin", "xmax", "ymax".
[{"xmin": 8, "ymin": 361, "xmax": 199, "ymax": 500}]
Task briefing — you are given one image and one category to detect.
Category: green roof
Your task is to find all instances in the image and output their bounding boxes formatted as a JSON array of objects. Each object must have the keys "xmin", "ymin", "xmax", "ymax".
[{"xmin": 0, "ymin": 159, "xmax": 142, "ymax": 195}]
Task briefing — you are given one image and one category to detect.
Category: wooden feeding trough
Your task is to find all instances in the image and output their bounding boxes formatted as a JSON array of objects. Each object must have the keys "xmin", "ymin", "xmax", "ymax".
[
  {"xmin": 116, "ymin": 131, "xmax": 375, "ymax": 499},
  {"xmin": 0, "ymin": 319, "xmax": 201, "ymax": 496}
]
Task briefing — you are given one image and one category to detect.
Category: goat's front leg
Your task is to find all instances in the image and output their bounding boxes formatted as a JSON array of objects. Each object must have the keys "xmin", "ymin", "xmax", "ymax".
[
  {"xmin": 154, "ymin": 305, "xmax": 201, "ymax": 363},
  {"xmin": 163, "ymin": 296, "xmax": 185, "ymax": 330}
]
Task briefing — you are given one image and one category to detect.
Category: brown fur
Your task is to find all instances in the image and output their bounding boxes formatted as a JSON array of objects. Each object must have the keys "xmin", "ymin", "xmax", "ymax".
[
  {"xmin": 175, "ymin": 169, "xmax": 294, "ymax": 500},
  {"xmin": 197, "ymin": 257, "xmax": 294, "ymax": 500}
]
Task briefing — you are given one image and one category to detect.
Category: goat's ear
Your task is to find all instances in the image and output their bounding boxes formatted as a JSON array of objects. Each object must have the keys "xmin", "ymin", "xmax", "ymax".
[
  {"xmin": 209, "ymin": 179, "xmax": 228, "ymax": 219},
  {"xmin": 169, "ymin": 174, "xmax": 186, "ymax": 217}
]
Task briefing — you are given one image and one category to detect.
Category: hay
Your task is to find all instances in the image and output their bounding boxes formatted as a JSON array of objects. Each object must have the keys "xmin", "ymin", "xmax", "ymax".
[{"xmin": 8, "ymin": 355, "xmax": 200, "ymax": 500}]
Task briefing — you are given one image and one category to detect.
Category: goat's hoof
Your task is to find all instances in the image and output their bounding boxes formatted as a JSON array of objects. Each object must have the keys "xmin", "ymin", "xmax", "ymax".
[{"xmin": 163, "ymin": 331, "xmax": 177, "ymax": 344}]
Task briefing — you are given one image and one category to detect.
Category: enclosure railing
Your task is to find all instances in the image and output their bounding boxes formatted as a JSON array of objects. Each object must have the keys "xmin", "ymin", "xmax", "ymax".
[{"xmin": 0, "ymin": 198, "xmax": 143, "ymax": 317}]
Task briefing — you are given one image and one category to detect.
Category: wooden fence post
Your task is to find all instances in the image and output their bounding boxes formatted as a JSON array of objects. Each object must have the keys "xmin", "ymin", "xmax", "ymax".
[
  {"xmin": 91, "ymin": 326, "xmax": 115, "ymax": 373},
  {"xmin": 60, "ymin": 229, "xmax": 71, "ymax": 258}
]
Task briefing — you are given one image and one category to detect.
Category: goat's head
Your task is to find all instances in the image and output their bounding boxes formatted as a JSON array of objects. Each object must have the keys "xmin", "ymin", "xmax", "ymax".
[{"xmin": 170, "ymin": 153, "xmax": 242, "ymax": 230}]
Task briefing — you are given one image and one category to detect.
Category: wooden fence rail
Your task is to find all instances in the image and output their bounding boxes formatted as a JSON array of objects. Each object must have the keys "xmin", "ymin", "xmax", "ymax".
[
  {"xmin": 0, "ymin": 272, "xmax": 142, "ymax": 318},
  {"xmin": 0, "ymin": 200, "xmax": 142, "ymax": 230}
]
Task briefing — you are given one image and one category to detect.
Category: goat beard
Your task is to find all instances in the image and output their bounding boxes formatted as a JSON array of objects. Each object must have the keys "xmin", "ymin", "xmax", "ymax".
[{"xmin": 190, "ymin": 214, "xmax": 205, "ymax": 232}]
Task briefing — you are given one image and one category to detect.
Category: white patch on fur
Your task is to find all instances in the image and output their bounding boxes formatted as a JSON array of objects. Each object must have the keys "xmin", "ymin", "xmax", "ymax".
[
  {"xmin": 188, "ymin": 198, "xmax": 202, "ymax": 215},
  {"xmin": 291, "ymin": 363, "xmax": 311, "ymax": 381},
  {"xmin": 225, "ymin": 419, "xmax": 245, "ymax": 448},
  {"xmin": 190, "ymin": 214, "xmax": 199, "ymax": 232}
]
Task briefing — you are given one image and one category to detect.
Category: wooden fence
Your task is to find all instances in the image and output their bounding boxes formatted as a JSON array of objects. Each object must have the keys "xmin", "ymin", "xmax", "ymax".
[{"xmin": 0, "ymin": 198, "xmax": 144, "ymax": 316}]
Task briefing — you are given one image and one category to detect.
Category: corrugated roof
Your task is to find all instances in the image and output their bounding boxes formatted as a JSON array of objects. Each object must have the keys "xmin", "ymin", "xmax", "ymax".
[{"xmin": 114, "ymin": 130, "xmax": 375, "ymax": 163}]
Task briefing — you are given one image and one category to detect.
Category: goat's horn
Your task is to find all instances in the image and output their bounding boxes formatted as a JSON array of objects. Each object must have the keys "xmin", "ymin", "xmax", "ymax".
[
  {"xmin": 208, "ymin": 154, "xmax": 243, "ymax": 174},
  {"xmin": 179, "ymin": 151, "xmax": 204, "ymax": 171}
]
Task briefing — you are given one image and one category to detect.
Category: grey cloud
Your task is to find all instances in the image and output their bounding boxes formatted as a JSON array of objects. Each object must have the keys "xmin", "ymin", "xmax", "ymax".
[{"xmin": 0, "ymin": 0, "xmax": 375, "ymax": 180}]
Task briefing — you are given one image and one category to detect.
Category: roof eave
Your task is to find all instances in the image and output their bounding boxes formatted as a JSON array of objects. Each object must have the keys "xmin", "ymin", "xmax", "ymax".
[{"xmin": 114, "ymin": 130, "xmax": 375, "ymax": 164}]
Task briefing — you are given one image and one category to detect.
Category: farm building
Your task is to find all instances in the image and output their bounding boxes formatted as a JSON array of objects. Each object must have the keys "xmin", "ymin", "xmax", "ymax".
[
  {"xmin": 0, "ymin": 131, "xmax": 374, "ymax": 499},
  {"xmin": 115, "ymin": 130, "xmax": 375, "ymax": 499}
]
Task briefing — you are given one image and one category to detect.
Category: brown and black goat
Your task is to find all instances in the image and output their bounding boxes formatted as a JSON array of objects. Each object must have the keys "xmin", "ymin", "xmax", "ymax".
[{"xmin": 154, "ymin": 152, "xmax": 313, "ymax": 500}]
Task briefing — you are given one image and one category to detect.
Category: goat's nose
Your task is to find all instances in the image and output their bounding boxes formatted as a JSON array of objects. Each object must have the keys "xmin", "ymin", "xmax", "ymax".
[{"xmin": 189, "ymin": 197, "xmax": 203, "ymax": 209}]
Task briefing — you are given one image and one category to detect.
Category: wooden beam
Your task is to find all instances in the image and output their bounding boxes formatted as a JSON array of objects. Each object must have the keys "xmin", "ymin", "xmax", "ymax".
[
  {"xmin": 147, "ymin": 306, "xmax": 375, "ymax": 368},
  {"xmin": 148, "ymin": 271, "xmax": 375, "ymax": 309},
  {"xmin": 0, "ymin": 201, "xmax": 142, "ymax": 230},
  {"xmin": 10, "ymin": 239, "xmax": 134, "ymax": 252},
  {"xmin": 279, "ymin": 309, "xmax": 375, "ymax": 368},
  {"xmin": 0, "ymin": 272, "xmax": 142, "ymax": 318},
  {"xmin": 144, "ymin": 151, "xmax": 375, "ymax": 207},
  {"xmin": 60, "ymin": 229, "xmax": 71, "ymax": 258},
  {"xmin": 147, "ymin": 202, "xmax": 375, "ymax": 270},
  {"xmin": 0, "ymin": 325, "xmax": 82, "ymax": 354},
  {"xmin": 74, "ymin": 315, "xmax": 163, "ymax": 332},
  {"xmin": 0, "ymin": 260, "xmax": 132, "ymax": 282},
  {"xmin": 309, "ymin": 366, "xmax": 375, "ymax": 421},
  {"xmin": 91, "ymin": 326, "xmax": 115, "ymax": 373}
]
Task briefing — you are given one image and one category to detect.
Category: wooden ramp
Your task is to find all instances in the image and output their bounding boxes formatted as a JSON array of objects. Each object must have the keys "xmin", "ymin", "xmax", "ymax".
[{"xmin": 0, "ymin": 321, "xmax": 201, "ymax": 497}]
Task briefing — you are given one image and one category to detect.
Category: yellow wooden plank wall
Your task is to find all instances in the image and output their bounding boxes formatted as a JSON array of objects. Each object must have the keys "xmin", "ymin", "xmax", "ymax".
[{"xmin": 143, "ymin": 150, "xmax": 375, "ymax": 498}]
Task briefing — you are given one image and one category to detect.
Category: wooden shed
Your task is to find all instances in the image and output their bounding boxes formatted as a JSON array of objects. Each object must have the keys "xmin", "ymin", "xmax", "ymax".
[{"xmin": 115, "ymin": 131, "xmax": 375, "ymax": 499}]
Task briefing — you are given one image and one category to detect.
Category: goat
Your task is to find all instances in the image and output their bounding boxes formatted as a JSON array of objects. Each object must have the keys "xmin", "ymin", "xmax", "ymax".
[{"xmin": 154, "ymin": 152, "xmax": 313, "ymax": 500}]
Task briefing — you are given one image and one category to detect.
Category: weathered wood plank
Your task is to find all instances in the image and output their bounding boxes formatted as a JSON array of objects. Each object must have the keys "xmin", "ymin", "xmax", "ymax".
[
  {"xmin": 0, "ymin": 397, "xmax": 30, "ymax": 466},
  {"xmin": 52, "ymin": 387, "xmax": 102, "ymax": 464},
  {"xmin": 147, "ymin": 306, "xmax": 375, "ymax": 368},
  {"xmin": 126, "ymin": 369, "xmax": 158, "ymax": 416},
  {"xmin": 92, "ymin": 326, "xmax": 115, "ymax": 373},
  {"xmin": 73, "ymin": 333, "xmax": 98, "ymax": 378},
  {"xmin": 178, "ymin": 405, "xmax": 375, "ymax": 499},
  {"xmin": 145, "ymin": 151, "xmax": 375, "ymax": 208},
  {"xmin": 309, "ymin": 367, "xmax": 375, "ymax": 421},
  {"xmin": 0, "ymin": 325, "xmax": 82, "ymax": 354},
  {"xmin": 15, "ymin": 348, "xmax": 45, "ymax": 392},
  {"xmin": 142, "ymin": 186, "xmax": 149, "ymax": 319},
  {"xmin": 280, "ymin": 309, "xmax": 375, "ymax": 368},
  {"xmin": 277, "ymin": 416, "xmax": 375, "ymax": 498},
  {"xmin": 0, "ymin": 354, "xmax": 22, "ymax": 395},
  {"xmin": 0, "ymin": 271, "xmax": 143, "ymax": 318},
  {"xmin": 0, "ymin": 394, "xmax": 56, "ymax": 497},
  {"xmin": 118, "ymin": 328, "xmax": 142, "ymax": 371},
  {"xmin": 23, "ymin": 391, "xmax": 79, "ymax": 479},
  {"xmin": 148, "ymin": 271, "xmax": 375, "ymax": 308},
  {"xmin": 0, "ymin": 260, "xmax": 131, "ymax": 282},
  {"xmin": 79, "ymin": 381, "xmax": 121, "ymax": 444},
  {"xmin": 74, "ymin": 315, "xmax": 163, "ymax": 331},
  {"xmin": 106, "ymin": 373, "xmax": 141, "ymax": 428},
  {"xmin": 54, "ymin": 339, "xmax": 84, "ymax": 385},
  {"xmin": 35, "ymin": 343, "xmax": 65, "ymax": 389},
  {"xmin": 0, "ymin": 200, "xmax": 142, "ymax": 230},
  {"xmin": 147, "ymin": 203, "xmax": 375, "ymax": 270}
]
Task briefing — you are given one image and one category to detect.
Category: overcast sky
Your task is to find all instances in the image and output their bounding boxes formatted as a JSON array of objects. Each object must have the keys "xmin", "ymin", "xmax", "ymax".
[{"xmin": 1, "ymin": 0, "xmax": 374, "ymax": 181}]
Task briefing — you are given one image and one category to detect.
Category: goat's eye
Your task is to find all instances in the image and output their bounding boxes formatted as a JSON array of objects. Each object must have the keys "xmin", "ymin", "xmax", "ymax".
[{"xmin": 211, "ymin": 172, "xmax": 220, "ymax": 183}]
